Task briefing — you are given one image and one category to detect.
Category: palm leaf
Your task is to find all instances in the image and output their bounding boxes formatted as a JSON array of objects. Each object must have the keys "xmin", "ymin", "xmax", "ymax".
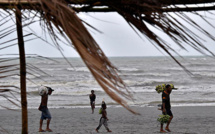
[
  {"xmin": 0, "ymin": 0, "xmax": 215, "ymax": 133},
  {"xmin": 0, "ymin": 0, "xmax": 215, "ymax": 118},
  {"xmin": 1, "ymin": 0, "xmax": 215, "ymax": 115},
  {"xmin": 35, "ymin": 0, "xmax": 135, "ymax": 113}
]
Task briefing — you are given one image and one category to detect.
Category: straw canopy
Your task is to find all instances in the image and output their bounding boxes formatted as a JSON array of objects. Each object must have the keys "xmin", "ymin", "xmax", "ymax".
[
  {"xmin": 0, "ymin": 0, "xmax": 215, "ymax": 113},
  {"xmin": 1, "ymin": 1, "xmax": 215, "ymax": 133}
]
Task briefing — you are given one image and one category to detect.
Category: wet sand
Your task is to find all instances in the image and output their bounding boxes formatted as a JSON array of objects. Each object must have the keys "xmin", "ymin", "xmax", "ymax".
[{"xmin": 0, "ymin": 106, "xmax": 215, "ymax": 134}]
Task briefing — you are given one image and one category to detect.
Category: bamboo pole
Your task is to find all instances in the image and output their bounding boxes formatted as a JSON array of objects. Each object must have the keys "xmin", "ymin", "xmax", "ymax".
[{"xmin": 15, "ymin": 5, "xmax": 28, "ymax": 134}]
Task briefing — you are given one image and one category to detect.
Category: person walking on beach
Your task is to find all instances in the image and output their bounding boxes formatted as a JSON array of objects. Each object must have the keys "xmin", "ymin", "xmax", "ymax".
[
  {"xmin": 38, "ymin": 86, "xmax": 54, "ymax": 132},
  {"xmin": 160, "ymin": 84, "xmax": 174, "ymax": 133},
  {"xmin": 96, "ymin": 101, "xmax": 112, "ymax": 133},
  {"xmin": 89, "ymin": 90, "xmax": 96, "ymax": 114}
]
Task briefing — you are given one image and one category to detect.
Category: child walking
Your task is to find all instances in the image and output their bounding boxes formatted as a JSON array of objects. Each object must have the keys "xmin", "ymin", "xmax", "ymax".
[{"xmin": 96, "ymin": 101, "xmax": 112, "ymax": 133}]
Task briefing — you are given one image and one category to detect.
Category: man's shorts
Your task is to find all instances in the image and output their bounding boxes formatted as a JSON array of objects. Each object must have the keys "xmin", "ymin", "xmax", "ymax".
[
  {"xmin": 163, "ymin": 109, "xmax": 173, "ymax": 116},
  {"xmin": 90, "ymin": 101, "xmax": 95, "ymax": 106},
  {"xmin": 41, "ymin": 106, "xmax": 52, "ymax": 120}
]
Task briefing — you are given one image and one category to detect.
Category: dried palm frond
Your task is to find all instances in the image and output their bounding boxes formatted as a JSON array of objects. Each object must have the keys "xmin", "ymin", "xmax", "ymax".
[
  {"xmin": 34, "ymin": 1, "xmax": 215, "ymax": 112},
  {"xmin": 1, "ymin": 0, "xmax": 215, "ymax": 113},
  {"xmin": 0, "ymin": 126, "xmax": 8, "ymax": 134},
  {"xmin": 100, "ymin": 1, "xmax": 215, "ymax": 74},
  {"xmin": 1, "ymin": 0, "xmax": 214, "ymax": 133},
  {"xmin": 0, "ymin": 54, "xmax": 58, "ymax": 105},
  {"xmin": 1, "ymin": 0, "xmax": 215, "ymax": 116},
  {"xmin": 1, "ymin": 0, "xmax": 135, "ymax": 112},
  {"xmin": 0, "ymin": 85, "xmax": 20, "ymax": 109},
  {"xmin": 32, "ymin": 0, "xmax": 135, "ymax": 113}
]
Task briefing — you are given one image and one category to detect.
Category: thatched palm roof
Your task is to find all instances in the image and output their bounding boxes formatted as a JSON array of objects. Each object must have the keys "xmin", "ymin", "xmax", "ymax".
[{"xmin": 0, "ymin": 0, "xmax": 215, "ymax": 133}]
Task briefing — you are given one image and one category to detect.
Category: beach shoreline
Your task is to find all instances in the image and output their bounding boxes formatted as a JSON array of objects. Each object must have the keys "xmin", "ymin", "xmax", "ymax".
[{"xmin": 0, "ymin": 106, "xmax": 214, "ymax": 134}]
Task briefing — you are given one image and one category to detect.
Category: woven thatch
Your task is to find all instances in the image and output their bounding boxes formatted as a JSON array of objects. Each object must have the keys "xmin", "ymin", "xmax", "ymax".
[
  {"xmin": 0, "ymin": 0, "xmax": 215, "ymax": 111},
  {"xmin": 1, "ymin": 0, "xmax": 215, "ymax": 132}
]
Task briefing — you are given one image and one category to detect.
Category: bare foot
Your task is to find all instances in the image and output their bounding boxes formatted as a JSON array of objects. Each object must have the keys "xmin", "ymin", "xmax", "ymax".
[
  {"xmin": 160, "ymin": 130, "xmax": 166, "ymax": 133},
  {"xmin": 165, "ymin": 128, "xmax": 171, "ymax": 132},
  {"xmin": 107, "ymin": 130, "xmax": 112, "ymax": 132},
  {"xmin": 39, "ymin": 129, "xmax": 45, "ymax": 132},
  {"xmin": 95, "ymin": 129, "xmax": 99, "ymax": 133},
  {"xmin": 46, "ymin": 128, "xmax": 53, "ymax": 132}
]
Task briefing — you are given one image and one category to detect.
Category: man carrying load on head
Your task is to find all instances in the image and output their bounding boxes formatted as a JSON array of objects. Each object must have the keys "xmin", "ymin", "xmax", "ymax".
[
  {"xmin": 160, "ymin": 84, "xmax": 177, "ymax": 133},
  {"xmin": 38, "ymin": 86, "xmax": 54, "ymax": 132}
]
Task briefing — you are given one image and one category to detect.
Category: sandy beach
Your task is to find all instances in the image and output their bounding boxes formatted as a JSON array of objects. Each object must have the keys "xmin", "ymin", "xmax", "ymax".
[{"xmin": 0, "ymin": 106, "xmax": 215, "ymax": 134}]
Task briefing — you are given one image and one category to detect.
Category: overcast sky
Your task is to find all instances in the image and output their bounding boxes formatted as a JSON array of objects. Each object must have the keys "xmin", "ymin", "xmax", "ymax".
[{"xmin": 1, "ymin": 11, "xmax": 215, "ymax": 57}]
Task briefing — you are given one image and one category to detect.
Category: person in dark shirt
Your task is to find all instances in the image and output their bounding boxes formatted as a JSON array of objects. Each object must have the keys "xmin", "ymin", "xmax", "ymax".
[
  {"xmin": 89, "ymin": 90, "xmax": 96, "ymax": 114},
  {"xmin": 160, "ymin": 84, "xmax": 173, "ymax": 133}
]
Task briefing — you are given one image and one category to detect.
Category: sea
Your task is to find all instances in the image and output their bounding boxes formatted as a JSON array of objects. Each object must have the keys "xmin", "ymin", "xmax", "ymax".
[{"xmin": 1, "ymin": 56, "xmax": 215, "ymax": 109}]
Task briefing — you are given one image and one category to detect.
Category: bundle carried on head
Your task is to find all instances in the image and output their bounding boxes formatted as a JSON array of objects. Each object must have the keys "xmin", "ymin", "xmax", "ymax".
[
  {"xmin": 38, "ymin": 86, "xmax": 54, "ymax": 96},
  {"xmin": 155, "ymin": 84, "xmax": 178, "ymax": 93},
  {"xmin": 155, "ymin": 84, "xmax": 166, "ymax": 93},
  {"xmin": 169, "ymin": 84, "xmax": 178, "ymax": 90},
  {"xmin": 38, "ymin": 86, "xmax": 48, "ymax": 96}
]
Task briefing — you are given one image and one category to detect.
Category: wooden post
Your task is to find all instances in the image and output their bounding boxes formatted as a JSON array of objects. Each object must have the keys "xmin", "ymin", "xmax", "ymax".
[{"xmin": 15, "ymin": 6, "xmax": 28, "ymax": 134}]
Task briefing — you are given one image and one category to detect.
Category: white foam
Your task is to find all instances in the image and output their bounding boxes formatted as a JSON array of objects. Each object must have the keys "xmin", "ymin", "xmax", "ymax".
[
  {"xmin": 67, "ymin": 68, "xmax": 75, "ymax": 71},
  {"xmin": 121, "ymin": 73, "xmax": 171, "ymax": 77},
  {"xmin": 67, "ymin": 67, "xmax": 89, "ymax": 72},
  {"xmin": 27, "ymin": 74, "xmax": 41, "ymax": 79},
  {"xmin": 119, "ymin": 67, "xmax": 139, "ymax": 71},
  {"xmin": 168, "ymin": 67, "xmax": 183, "ymax": 71},
  {"xmin": 193, "ymin": 72, "xmax": 215, "ymax": 77},
  {"xmin": 11, "ymin": 75, "xmax": 19, "ymax": 79}
]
